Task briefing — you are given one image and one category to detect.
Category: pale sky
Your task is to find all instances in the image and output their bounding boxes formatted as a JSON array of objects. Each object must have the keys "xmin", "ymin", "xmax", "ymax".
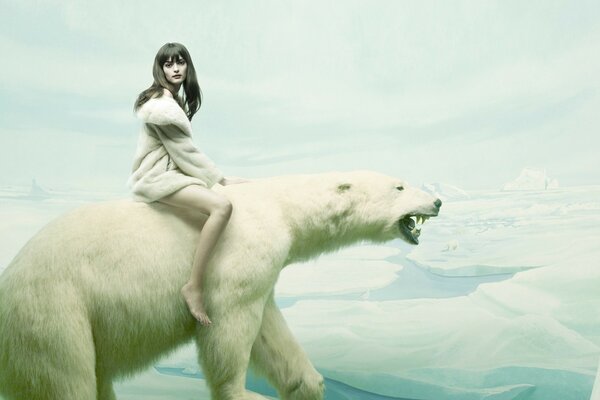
[{"xmin": 1, "ymin": 0, "xmax": 599, "ymax": 192}]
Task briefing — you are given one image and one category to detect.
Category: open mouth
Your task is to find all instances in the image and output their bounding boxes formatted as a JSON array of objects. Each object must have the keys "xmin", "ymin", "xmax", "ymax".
[{"xmin": 398, "ymin": 214, "xmax": 433, "ymax": 245}]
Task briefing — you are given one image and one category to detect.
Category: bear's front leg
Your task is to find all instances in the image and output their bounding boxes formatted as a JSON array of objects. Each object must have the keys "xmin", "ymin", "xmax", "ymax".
[
  {"xmin": 250, "ymin": 294, "xmax": 324, "ymax": 400},
  {"xmin": 195, "ymin": 296, "xmax": 270, "ymax": 400}
]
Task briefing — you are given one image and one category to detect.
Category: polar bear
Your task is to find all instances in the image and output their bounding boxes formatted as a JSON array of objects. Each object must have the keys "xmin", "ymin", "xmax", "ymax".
[{"xmin": 0, "ymin": 170, "xmax": 441, "ymax": 400}]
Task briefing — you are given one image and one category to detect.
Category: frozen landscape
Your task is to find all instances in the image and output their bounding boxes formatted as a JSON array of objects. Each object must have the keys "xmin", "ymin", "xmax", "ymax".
[
  {"xmin": 0, "ymin": 180, "xmax": 598, "ymax": 400},
  {"xmin": 2, "ymin": 0, "xmax": 599, "ymax": 398}
]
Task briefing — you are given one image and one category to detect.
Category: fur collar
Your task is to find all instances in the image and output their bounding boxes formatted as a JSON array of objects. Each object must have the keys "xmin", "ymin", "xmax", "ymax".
[{"xmin": 136, "ymin": 96, "xmax": 192, "ymax": 135}]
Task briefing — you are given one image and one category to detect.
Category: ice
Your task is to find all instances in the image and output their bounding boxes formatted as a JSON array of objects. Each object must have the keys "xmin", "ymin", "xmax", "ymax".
[
  {"xmin": 113, "ymin": 368, "xmax": 211, "ymax": 400},
  {"xmin": 592, "ymin": 358, "xmax": 600, "ymax": 400},
  {"xmin": 407, "ymin": 185, "xmax": 600, "ymax": 276},
  {"xmin": 283, "ymin": 289, "xmax": 598, "ymax": 372},
  {"xmin": 276, "ymin": 259, "xmax": 402, "ymax": 296},
  {"xmin": 281, "ymin": 274, "xmax": 598, "ymax": 399},
  {"xmin": 275, "ymin": 185, "xmax": 600, "ymax": 399},
  {"xmin": 320, "ymin": 368, "xmax": 538, "ymax": 400},
  {"xmin": 502, "ymin": 167, "xmax": 559, "ymax": 191},
  {"xmin": 276, "ymin": 245, "xmax": 403, "ymax": 297}
]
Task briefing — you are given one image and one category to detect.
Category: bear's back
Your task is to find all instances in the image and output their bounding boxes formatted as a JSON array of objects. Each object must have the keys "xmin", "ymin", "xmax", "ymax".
[{"xmin": 0, "ymin": 200, "xmax": 203, "ymax": 297}]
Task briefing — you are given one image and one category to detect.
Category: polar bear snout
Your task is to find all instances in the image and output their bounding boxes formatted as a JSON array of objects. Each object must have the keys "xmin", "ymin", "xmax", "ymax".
[
  {"xmin": 395, "ymin": 190, "xmax": 442, "ymax": 245},
  {"xmin": 423, "ymin": 196, "xmax": 442, "ymax": 216}
]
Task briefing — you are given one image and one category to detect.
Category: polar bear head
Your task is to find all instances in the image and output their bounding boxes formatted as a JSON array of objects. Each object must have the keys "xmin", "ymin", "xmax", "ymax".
[
  {"xmin": 327, "ymin": 170, "xmax": 441, "ymax": 246},
  {"xmin": 275, "ymin": 171, "xmax": 442, "ymax": 261}
]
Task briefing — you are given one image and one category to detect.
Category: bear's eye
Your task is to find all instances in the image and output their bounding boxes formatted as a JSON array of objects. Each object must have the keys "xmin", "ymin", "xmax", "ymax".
[
  {"xmin": 337, "ymin": 183, "xmax": 352, "ymax": 193},
  {"xmin": 396, "ymin": 185, "xmax": 404, "ymax": 191}
]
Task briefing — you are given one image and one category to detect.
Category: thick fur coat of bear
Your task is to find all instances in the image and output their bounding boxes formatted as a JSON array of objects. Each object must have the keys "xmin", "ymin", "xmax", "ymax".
[{"xmin": 0, "ymin": 170, "xmax": 441, "ymax": 400}]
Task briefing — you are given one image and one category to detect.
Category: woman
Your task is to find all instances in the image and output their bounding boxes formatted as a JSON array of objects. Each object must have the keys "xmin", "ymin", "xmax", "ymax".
[{"xmin": 127, "ymin": 42, "xmax": 247, "ymax": 326}]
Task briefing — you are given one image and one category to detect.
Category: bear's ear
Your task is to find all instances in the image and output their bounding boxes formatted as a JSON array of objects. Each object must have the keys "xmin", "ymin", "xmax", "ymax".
[{"xmin": 337, "ymin": 183, "xmax": 352, "ymax": 193}]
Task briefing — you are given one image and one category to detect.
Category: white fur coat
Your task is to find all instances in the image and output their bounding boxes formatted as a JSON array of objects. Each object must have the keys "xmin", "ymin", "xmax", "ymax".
[{"xmin": 126, "ymin": 95, "xmax": 224, "ymax": 203}]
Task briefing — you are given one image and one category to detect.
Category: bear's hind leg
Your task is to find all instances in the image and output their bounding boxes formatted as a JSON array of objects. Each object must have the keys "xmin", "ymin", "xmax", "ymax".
[
  {"xmin": 250, "ymin": 295, "xmax": 324, "ymax": 400},
  {"xmin": 0, "ymin": 304, "xmax": 97, "ymax": 400}
]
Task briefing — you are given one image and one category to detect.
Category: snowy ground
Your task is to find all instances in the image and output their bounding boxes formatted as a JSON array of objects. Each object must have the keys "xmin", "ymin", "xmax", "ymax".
[{"xmin": 0, "ymin": 184, "xmax": 598, "ymax": 400}]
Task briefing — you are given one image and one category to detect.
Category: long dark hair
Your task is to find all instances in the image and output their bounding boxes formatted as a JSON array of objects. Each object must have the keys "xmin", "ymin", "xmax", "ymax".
[{"xmin": 133, "ymin": 42, "xmax": 202, "ymax": 121}]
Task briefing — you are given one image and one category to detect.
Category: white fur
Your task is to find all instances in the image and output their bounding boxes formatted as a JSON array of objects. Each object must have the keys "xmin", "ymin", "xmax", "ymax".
[
  {"xmin": 0, "ymin": 170, "xmax": 440, "ymax": 400},
  {"xmin": 135, "ymin": 95, "xmax": 192, "ymax": 134},
  {"xmin": 127, "ymin": 96, "xmax": 224, "ymax": 203}
]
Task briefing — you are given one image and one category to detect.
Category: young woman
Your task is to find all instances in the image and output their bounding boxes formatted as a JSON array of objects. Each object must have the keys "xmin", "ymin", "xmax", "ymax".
[{"xmin": 127, "ymin": 42, "xmax": 248, "ymax": 326}]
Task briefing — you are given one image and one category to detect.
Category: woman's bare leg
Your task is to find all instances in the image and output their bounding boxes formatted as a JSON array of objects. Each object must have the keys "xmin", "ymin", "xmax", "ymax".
[{"xmin": 157, "ymin": 185, "xmax": 232, "ymax": 325}]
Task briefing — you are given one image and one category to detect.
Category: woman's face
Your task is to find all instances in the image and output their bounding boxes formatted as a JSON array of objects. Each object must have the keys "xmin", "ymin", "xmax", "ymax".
[{"xmin": 162, "ymin": 56, "xmax": 187, "ymax": 86}]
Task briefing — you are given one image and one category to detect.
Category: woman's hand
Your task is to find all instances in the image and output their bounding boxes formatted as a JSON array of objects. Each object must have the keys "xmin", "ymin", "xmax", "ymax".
[{"xmin": 219, "ymin": 177, "xmax": 251, "ymax": 186}]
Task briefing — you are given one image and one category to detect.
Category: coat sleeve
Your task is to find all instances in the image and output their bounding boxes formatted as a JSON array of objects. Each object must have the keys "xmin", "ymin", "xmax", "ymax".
[{"xmin": 148, "ymin": 123, "xmax": 224, "ymax": 188}]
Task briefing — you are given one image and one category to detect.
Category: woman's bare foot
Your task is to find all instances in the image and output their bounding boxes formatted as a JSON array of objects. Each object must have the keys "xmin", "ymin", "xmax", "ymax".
[{"xmin": 181, "ymin": 282, "xmax": 212, "ymax": 326}]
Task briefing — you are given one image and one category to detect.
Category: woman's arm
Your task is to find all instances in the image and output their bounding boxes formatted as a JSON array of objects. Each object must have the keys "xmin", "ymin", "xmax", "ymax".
[
  {"xmin": 149, "ymin": 123, "xmax": 224, "ymax": 188},
  {"xmin": 139, "ymin": 98, "xmax": 250, "ymax": 187}
]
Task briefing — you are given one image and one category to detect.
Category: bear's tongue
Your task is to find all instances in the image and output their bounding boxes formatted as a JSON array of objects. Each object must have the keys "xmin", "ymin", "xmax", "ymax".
[{"xmin": 407, "ymin": 217, "xmax": 415, "ymax": 229}]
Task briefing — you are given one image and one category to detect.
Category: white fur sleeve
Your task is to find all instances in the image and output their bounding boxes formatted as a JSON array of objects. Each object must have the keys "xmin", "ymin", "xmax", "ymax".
[
  {"xmin": 136, "ymin": 96, "xmax": 193, "ymax": 134},
  {"xmin": 149, "ymin": 123, "xmax": 224, "ymax": 188}
]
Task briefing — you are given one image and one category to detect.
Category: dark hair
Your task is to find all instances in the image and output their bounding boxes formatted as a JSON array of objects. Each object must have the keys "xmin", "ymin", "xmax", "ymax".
[{"xmin": 133, "ymin": 42, "xmax": 202, "ymax": 121}]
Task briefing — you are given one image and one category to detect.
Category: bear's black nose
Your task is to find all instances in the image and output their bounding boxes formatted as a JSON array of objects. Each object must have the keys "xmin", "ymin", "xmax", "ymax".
[{"xmin": 434, "ymin": 198, "xmax": 442, "ymax": 208}]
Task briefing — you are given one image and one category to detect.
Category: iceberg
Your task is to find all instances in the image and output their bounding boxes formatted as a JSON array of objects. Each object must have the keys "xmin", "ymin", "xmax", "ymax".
[
  {"xmin": 27, "ymin": 178, "xmax": 51, "ymax": 200},
  {"xmin": 503, "ymin": 167, "xmax": 559, "ymax": 191}
]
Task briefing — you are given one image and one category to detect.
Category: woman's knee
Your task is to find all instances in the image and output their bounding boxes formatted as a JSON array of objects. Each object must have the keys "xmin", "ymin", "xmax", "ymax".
[{"xmin": 213, "ymin": 198, "xmax": 232, "ymax": 220}]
